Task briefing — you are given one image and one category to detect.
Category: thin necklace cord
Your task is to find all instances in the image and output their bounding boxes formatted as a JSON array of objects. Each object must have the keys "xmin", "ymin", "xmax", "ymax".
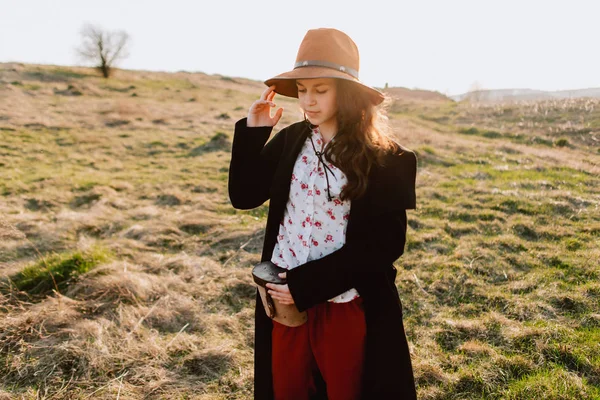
[{"xmin": 306, "ymin": 121, "xmax": 338, "ymax": 201}]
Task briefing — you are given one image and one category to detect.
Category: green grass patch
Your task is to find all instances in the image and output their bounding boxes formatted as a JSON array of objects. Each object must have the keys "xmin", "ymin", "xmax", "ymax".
[
  {"xmin": 73, "ymin": 181, "xmax": 100, "ymax": 192},
  {"xmin": 457, "ymin": 126, "xmax": 556, "ymax": 147},
  {"xmin": 23, "ymin": 83, "xmax": 41, "ymax": 91},
  {"xmin": 563, "ymin": 238, "xmax": 583, "ymax": 251},
  {"xmin": 49, "ymin": 68, "xmax": 92, "ymax": 79},
  {"xmin": 502, "ymin": 367, "xmax": 600, "ymax": 399},
  {"xmin": 417, "ymin": 145, "xmax": 437, "ymax": 155},
  {"xmin": 11, "ymin": 246, "xmax": 112, "ymax": 294},
  {"xmin": 240, "ymin": 204, "xmax": 269, "ymax": 219}
]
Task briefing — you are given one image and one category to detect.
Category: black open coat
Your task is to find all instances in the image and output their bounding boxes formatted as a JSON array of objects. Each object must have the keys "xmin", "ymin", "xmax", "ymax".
[{"xmin": 228, "ymin": 117, "xmax": 418, "ymax": 399}]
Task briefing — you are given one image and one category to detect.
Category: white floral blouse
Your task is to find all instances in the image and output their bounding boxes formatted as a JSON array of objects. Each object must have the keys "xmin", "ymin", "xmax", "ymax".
[{"xmin": 270, "ymin": 124, "xmax": 360, "ymax": 303}]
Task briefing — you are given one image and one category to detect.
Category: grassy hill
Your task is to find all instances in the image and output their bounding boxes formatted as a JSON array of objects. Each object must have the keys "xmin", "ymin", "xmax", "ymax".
[
  {"xmin": 450, "ymin": 87, "xmax": 600, "ymax": 103},
  {"xmin": 1, "ymin": 62, "xmax": 599, "ymax": 399}
]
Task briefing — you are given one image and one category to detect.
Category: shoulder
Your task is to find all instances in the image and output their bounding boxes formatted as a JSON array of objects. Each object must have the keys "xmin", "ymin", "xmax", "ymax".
[
  {"xmin": 234, "ymin": 117, "xmax": 305, "ymax": 133},
  {"xmin": 265, "ymin": 120, "xmax": 309, "ymax": 143},
  {"xmin": 233, "ymin": 118, "xmax": 307, "ymax": 147},
  {"xmin": 379, "ymin": 143, "xmax": 418, "ymax": 179},
  {"xmin": 285, "ymin": 120, "xmax": 309, "ymax": 132},
  {"xmin": 274, "ymin": 120, "xmax": 308, "ymax": 137},
  {"xmin": 369, "ymin": 143, "xmax": 417, "ymax": 211}
]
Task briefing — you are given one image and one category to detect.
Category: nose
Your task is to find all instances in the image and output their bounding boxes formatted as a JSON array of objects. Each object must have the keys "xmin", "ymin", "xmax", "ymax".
[{"xmin": 304, "ymin": 93, "xmax": 316, "ymax": 107}]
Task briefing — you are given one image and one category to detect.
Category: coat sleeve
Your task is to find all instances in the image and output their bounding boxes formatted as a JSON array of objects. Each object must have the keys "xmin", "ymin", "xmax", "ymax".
[
  {"xmin": 286, "ymin": 150, "xmax": 418, "ymax": 312},
  {"xmin": 228, "ymin": 117, "xmax": 287, "ymax": 209}
]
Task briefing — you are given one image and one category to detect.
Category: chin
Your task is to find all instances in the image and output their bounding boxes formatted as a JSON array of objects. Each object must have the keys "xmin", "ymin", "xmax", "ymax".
[
  {"xmin": 306, "ymin": 115, "xmax": 325, "ymax": 126},
  {"xmin": 304, "ymin": 112, "xmax": 334, "ymax": 128},
  {"xmin": 306, "ymin": 117, "xmax": 320, "ymax": 126}
]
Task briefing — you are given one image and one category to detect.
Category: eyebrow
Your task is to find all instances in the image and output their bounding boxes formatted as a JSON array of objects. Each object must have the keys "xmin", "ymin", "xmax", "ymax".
[{"xmin": 296, "ymin": 82, "xmax": 328, "ymax": 88}]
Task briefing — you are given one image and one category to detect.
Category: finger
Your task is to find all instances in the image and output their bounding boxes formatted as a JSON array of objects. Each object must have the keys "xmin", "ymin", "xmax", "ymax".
[
  {"xmin": 256, "ymin": 100, "xmax": 276, "ymax": 108},
  {"xmin": 273, "ymin": 289, "xmax": 291, "ymax": 297},
  {"xmin": 267, "ymin": 284, "xmax": 287, "ymax": 294},
  {"xmin": 268, "ymin": 290, "xmax": 288, "ymax": 298},
  {"xmin": 250, "ymin": 102, "xmax": 274, "ymax": 114},
  {"xmin": 249, "ymin": 104, "xmax": 262, "ymax": 113},
  {"xmin": 267, "ymin": 90, "xmax": 276, "ymax": 101},
  {"xmin": 273, "ymin": 107, "xmax": 284, "ymax": 125},
  {"xmin": 268, "ymin": 290, "xmax": 283, "ymax": 298},
  {"xmin": 269, "ymin": 292, "xmax": 293, "ymax": 303},
  {"xmin": 260, "ymin": 85, "xmax": 276, "ymax": 101},
  {"xmin": 259, "ymin": 86, "xmax": 271, "ymax": 101}
]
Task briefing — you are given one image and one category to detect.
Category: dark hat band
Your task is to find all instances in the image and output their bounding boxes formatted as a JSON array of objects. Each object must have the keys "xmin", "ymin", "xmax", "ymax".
[{"xmin": 294, "ymin": 60, "xmax": 359, "ymax": 79}]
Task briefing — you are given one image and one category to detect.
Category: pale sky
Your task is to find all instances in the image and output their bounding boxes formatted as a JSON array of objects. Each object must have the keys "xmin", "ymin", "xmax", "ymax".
[{"xmin": 1, "ymin": 0, "xmax": 599, "ymax": 96}]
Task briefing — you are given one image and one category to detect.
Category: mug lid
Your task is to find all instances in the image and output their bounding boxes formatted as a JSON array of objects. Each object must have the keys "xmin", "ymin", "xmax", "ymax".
[{"xmin": 252, "ymin": 261, "xmax": 288, "ymax": 287}]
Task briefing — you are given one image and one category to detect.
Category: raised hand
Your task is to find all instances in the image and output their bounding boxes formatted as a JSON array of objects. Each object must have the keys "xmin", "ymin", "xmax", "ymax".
[{"xmin": 247, "ymin": 85, "xmax": 284, "ymax": 127}]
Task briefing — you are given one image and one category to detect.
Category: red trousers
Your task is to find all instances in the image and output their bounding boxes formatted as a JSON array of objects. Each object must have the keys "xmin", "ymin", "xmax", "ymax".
[{"xmin": 271, "ymin": 297, "xmax": 366, "ymax": 400}]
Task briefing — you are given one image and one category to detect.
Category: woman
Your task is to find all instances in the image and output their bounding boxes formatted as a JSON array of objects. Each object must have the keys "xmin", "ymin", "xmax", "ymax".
[{"xmin": 228, "ymin": 28, "xmax": 418, "ymax": 400}]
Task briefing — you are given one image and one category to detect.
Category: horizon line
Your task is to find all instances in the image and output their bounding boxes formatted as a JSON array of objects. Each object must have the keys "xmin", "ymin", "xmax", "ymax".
[{"xmin": 2, "ymin": 60, "xmax": 599, "ymax": 98}]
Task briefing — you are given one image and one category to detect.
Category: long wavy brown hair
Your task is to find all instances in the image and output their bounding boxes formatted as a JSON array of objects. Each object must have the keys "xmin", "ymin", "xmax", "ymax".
[{"xmin": 315, "ymin": 79, "xmax": 400, "ymax": 201}]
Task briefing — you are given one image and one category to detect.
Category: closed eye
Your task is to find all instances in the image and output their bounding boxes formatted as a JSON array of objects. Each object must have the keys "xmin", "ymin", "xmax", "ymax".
[{"xmin": 297, "ymin": 89, "xmax": 328, "ymax": 94}]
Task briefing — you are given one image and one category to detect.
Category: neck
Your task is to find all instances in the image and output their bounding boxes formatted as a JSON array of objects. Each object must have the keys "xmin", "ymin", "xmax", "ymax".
[{"xmin": 318, "ymin": 119, "xmax": 337, "ymax": 144}]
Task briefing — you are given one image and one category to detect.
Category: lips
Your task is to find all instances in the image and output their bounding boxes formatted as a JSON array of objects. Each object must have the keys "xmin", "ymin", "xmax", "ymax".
[{"xmin": 306, "ymin": 111, "xmax": 320, "ymax": 116}]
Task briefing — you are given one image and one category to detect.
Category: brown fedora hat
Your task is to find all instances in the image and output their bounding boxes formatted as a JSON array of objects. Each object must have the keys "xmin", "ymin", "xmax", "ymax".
[{"xmin": 264, "ymin": 28, "xmax": 385, "ymax": 105}]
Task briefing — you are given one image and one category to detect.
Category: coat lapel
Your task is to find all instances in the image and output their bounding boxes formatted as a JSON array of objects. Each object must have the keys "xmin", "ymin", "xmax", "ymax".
[
  {"xmin": 269, "ymin": 122, "xmax": 311, "ymax": 213},
  {"xmin": 261, "ymin": 122, "xmax": 311, "ymax": 263}
]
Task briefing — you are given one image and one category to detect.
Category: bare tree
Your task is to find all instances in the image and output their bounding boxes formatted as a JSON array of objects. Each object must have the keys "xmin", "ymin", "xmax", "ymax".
[
  {"xmin": 466, "ymin": 80, "xmax": 485, "ymax": 103},
  {"xmin": 76, "ymin": 23, "xmax": 130, "ymax": 78}
]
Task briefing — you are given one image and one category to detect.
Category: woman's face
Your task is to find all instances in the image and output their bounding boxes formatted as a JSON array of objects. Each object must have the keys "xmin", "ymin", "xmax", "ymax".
[{"xmin": 296, "ymin": 78, "xmax": 338, "ymax": 127}]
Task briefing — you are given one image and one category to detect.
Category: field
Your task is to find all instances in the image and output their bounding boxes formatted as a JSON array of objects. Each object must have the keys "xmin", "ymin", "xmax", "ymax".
[{"xmin": 1, "ymin": 62, "xmax": 599, "ymax": 399}]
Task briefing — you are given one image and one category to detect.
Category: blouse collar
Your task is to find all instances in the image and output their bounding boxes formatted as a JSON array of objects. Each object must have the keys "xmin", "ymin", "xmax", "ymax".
[{"xmin": 311, "ymin": 125, "xmax": 336, "ymax": 146}]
